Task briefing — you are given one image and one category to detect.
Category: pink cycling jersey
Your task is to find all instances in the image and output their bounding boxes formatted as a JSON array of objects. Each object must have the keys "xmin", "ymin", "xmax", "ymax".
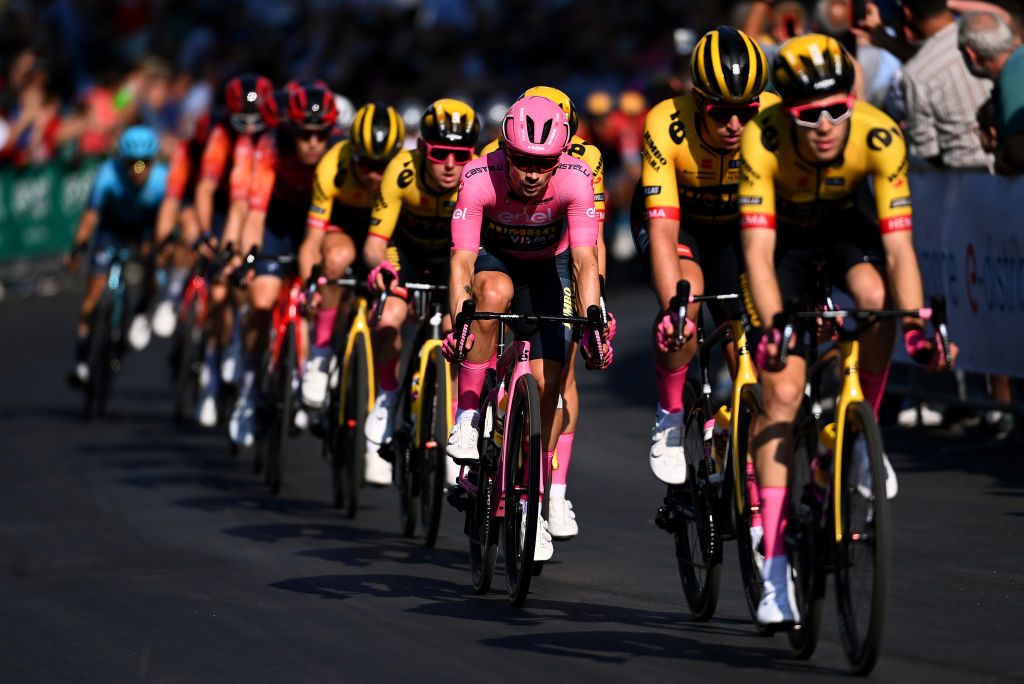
[{"xmin": 451, "ymin": 151, "xmax": 598, "ymax": 260}]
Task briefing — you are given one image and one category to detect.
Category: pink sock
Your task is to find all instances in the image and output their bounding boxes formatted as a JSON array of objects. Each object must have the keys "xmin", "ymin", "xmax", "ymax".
[
  {"xmin": 747, "ymin": 460, "xmax": 762, "ymax": 528},
  {"xmin": 860, "ymin": 364, "xmax": 891, "ymax": 418},
  {"xmin": 314, "ymin": 307, "xmax": 338, "ymax": 348},
  {"xmin": 457, "ymin": 360, "xmax": 489, "ymax": 412},
  {"xmin": 552, "ymin": 432, "xmax": 574, "ymax": 486},
  {"xmin": 759, "ymin": 486, "xmax": 788, "ymax": 560},
  {"xmin": 655, "ymin": 364, "xmax": 688, "ymax": 413},
  {"xmin": 375, "ymin": 359, "xmax": 398, "ymax": 392}
]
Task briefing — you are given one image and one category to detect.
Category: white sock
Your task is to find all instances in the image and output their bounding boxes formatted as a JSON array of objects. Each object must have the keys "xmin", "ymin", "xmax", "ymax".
[{"xmin": 550, "ymin": 483, "xmax": 567, "ymax": 498}]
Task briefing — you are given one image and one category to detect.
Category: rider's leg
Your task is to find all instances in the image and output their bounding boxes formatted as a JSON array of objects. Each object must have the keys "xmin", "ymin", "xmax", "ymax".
[
  {"xmin": 531, "ymin": 357, "xmax": 566, "ymax": 491},
  {"xmin": 229, "ymin": 271, "xmax": 281, "ymax": 445},
  {"xmin": 458, "ymin": 270, "xmax": 513, "ymax": 418},
  {"xmin": 845, "ymin": 261, "xmax": 894, "ymax": 416},
  {"xmin": 554, "ymin": 353, "xmax": 579, "ymax": 498},
  {"xmin": 303, "ymin": 231, "xmax": 354, "ymax": 408},
  {"xmin": 74, "ymin": 273, "xmax": 109, "ymax": 378}
]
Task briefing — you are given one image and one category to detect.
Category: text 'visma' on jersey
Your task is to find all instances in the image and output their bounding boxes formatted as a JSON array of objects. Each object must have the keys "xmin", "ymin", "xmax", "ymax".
[
  {"xmin": 368, "ymin": 148, "xmax": 460, "ymax": 257},
  {"xmin": 738, "ymin": 100, "xmax": 912, "ymax": 234},
  {"xmin": 88, "ymin": 158, "xmax": 168, "ymax": 236},
  {"xmin": 640, "ymin": 91, "xmax": 780, "ymax": 225}
]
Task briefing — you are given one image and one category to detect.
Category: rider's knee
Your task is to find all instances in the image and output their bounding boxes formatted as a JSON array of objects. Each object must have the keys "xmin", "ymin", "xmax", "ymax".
[
  {"xmin": 322, "ymin": 240, "xmax": 354, "ymax": 279},
  {"xmin": 474, "ymin": 276, "xmax": 513, "ymax": 309},
  {"xmin": 763, "ymin": 374, "xmax": 804, "ymax": 418}
]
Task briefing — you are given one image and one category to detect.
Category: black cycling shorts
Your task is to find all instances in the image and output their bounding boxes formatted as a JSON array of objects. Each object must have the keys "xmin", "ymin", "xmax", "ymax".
[
  {"xmin": 629, "ymin": 182, "xmax": 743, "ymax": 326},
  {"xmin": 474, "ymin": 247, "xmax": 575, "ymax": 365}
]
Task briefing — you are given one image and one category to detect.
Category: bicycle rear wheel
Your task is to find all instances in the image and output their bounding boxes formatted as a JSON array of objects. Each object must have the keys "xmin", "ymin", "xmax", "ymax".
[
  {"xmin": 787, "ymin": 405, "xmax": 826, "ymax": 659},
  {"xmin": 672, "ymin": 380, "xmax": 722, "ymax": 621},
  {"xmin": 468, "ymin": 370, "xmax": 498, "ymax": 594},
  {"xmin": 85, "ymin": 294, "xmax": 114, "ymax": 421},
  {"xmin": 336, "ymin": 337, "xmax": 370, "ymax": 518},
  {"xmin": 419, "ymin": 347, "xmax": 448, "ymax": 548},
  {"xmin": 172, "ymin": 302, "xmax": 202, "ymax": 423},
  {"xmin": 734, "ymin": 384, "xmax": 771, "ymax": 634},
  {"xmin": 265, "ymin": 322, "xmax": 296, "ymax": 495},
  {"xmin": 502, "ymin": 373, "xmax": 541, "ymax": 607},
  {"xmin": 396, "ymin": 387, "xmax": 419, "ymax": 537},
  {"xmin": 834, "ymin": 401, "xmax": 890, "ymax": 675}
]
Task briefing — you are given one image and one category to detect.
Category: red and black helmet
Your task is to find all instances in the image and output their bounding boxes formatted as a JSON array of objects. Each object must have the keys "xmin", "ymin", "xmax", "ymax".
[
  {"xmin": 224, "ymin": 73, "xmax": 274, "ymax": 132},
  {"xmin": 285, "ymin": 80, "xmax": 338, "ymax": 129}
]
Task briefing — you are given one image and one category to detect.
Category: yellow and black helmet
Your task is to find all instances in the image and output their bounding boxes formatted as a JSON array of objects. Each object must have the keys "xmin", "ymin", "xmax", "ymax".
[
  {"xmin": 350, "ymin": 102, "xmax": 405, "ymax": 162},
  {"xmin": 520, "ymin": 86, "xmax": 579, "ymax": 137},
  {"xmin": 690, "ymin": 26, "xmax": 769, "ymax": 105},
  {"xmin": 771, "ymin": 33, "xmax": 855, "ymax": 102},
  {"xmin": 419, "ymin": 98, "xmax": 480, "ymax": 147}
]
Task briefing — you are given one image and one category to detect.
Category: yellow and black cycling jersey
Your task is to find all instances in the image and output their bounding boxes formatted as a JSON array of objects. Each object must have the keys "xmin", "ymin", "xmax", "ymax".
[
  {"xmin": 640, "ymin": 91, "xmax": 780, "ymax": 225},
  {"xmin": 480, "ymin": 135, "xmax": 607, "ymax": 222},
  {"xmin": 738, "ymin": 100, "xmax": 912, "ymax": 234},
  {"xmin": 367, "ymin": 148, "xmax": 466, "ymax": 257},
  {"xmin": 306, "ymin": 140, "xmax": 377, "ymax": 237}
]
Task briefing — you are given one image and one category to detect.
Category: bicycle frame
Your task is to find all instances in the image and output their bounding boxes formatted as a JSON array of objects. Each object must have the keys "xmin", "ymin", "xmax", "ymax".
[
  {"xmin": 729, "ymin": 319, "xmax": 759, "ymax": 516},
  {"xmin": 178, "ymin": 271, "xmax": 209, "ymax": 329},
  {"xmin": 410, "ymin": 308, "xmax": 453, "ymax": 446},
  {"xmin": 337, "ymin": 294, "xmax": 376, "ymax": 426},
  {"xmin": 268, "ymin": 276, "xmax": 306, "ymax": 375},
  {"xmin": 829, "ymin": 336, "xmax": 865, "ymax": 543}
]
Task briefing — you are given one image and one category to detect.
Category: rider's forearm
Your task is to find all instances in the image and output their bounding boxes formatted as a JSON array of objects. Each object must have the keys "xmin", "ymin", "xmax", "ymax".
[
  {"xmin": 742, "ymin": 229, "xmax": 782, "ymax": 326},
  {"xmin": 449, "ymin": 250, "xmax": 476, "ymax": 316},
  {"xmin": 195, "ymin": 179, "xmax": 216, "ymax": 233},
  {"xmin": 882, "ymin": 230, "xmax": 926, "ymax": 329},
  {"xmin": 649, "ymin": 218, "xmax": 682, "ymax": 310},
  {"xmin": 154, "ymin": 197, "xmax": 180, "ymax": 246},
  {"xmin": 571, "ymin": 246, "xmax": 601, "ymax": 313},
  {"xmin": 239, "ymin": 208, "xmax": 266, "ymax": 255},
  {"xmin": 363, "ymin": 235, "xmax": 387, "ymax": 270},
  {"xmin": 73, "ymin": 209, "xmax": 100, "ymax": 247}
]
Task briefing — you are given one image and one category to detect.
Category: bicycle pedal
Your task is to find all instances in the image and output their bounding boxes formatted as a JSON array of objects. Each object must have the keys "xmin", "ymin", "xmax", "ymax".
[
  {"xmin": 654, "ymin": 504, "xmax": 680, "ymax": 533},
  {"xmin": 446, "ymin": 483, "xmax": 469, "ymax": 512},
  {"xmin": 451, "ymin": 456, "xmax": 480, "ymax": 467}
]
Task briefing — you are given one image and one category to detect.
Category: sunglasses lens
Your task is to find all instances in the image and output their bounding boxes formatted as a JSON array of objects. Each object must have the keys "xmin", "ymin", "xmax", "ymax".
[
  {"xmin": 427, "ymin": 145, "xmax": 472, "ymax": 163},
  {"xmin": 507, "ymin": 150, "xmax": 559, "ymax": 172},
  {"xmin": 707, "ymin": 104, "xmax": 759, "ymax": 125},
  {"xmin": 825, "ymin": 103, "xmax": 850, "ymax": 120},
  {"xmin": 357, "ymin": 157, "xmax": 388, "ymax": 172}
]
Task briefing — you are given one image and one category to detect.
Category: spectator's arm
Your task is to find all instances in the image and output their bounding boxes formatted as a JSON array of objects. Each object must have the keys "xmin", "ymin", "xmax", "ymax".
[
  {"xmin": 743, "ymin": 0, "xmax": 774, "ymax": 39},
  {"xmin": 902, "ymin": 74, "xmax": 942, "ymax": 165}
]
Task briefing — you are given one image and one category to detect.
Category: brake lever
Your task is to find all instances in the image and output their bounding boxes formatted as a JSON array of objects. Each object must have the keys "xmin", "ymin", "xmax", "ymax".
[{"xmin": 453, "ymin": 299, "xmax": 476, "ymax": 362}]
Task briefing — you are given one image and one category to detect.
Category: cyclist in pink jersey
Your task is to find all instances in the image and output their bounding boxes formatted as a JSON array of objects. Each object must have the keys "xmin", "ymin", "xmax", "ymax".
[{"xmin": 445, "ymin": 97, "xmax": 613, "ymax": 562}]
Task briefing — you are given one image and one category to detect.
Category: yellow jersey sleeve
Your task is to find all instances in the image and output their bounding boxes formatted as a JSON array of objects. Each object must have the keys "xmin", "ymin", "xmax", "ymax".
[
  {"xmin": 738, "ymin": 106, "xmax": 780, "ymax": 230},
  {"xmin": 368, "ymin": 149, "xmax": 412, "ymax": 242},
  {"xmin": 640, "ymin": 97, "xmax": 686, "ymax": 220},
  {"xmin": 307, "ymin": 141, "xmax": 343, "ymax": 231},
  {"xmin": 863, "ymin": 114, "xmax": 913, "ymax": 234},
  {"xmin": 479, "ymin": 137, "xmax": 500, "ymax": 155}
]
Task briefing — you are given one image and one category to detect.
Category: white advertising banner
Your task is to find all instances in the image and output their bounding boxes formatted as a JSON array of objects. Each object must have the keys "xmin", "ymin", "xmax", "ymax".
[{"xmin": 910, "ymin": 169, "xmax": 1024, "ymax": 376}]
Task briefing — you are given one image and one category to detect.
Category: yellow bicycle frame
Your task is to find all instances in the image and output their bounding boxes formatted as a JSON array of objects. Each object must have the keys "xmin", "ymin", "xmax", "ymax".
[
  {"xmin": 411, "ymin": 339, "xmax": 454, "ymax": 444},
  {"xmin": 729, "ymin": 319, "xmax": 760, "ymax": 516},
  {"xmin": 337, "ymin": 295, "xmax": 376, "ymax": 424},
  {"xmin": 832, "ymin": 337, "xmax": 865, "ymax": 543}
]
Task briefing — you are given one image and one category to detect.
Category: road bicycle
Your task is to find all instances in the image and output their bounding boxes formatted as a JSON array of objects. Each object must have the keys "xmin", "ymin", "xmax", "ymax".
[
  {"xmin": 653, "ymin": 280, "xmax": 767, "ymax": 625},
  {"xmin": 447, "ymin": 300, "xmax": 606, "ymax": 606},
  {"xmin": 375, "ymin": 281, "xmax": 451, "ymax": 547},
  {"xmin": 766, "ymin": 296, "xmax": 951, "ymax": 674},
  {"xmin": 83, "ymin": 247, "xmax": 149, "ymax": 420}
]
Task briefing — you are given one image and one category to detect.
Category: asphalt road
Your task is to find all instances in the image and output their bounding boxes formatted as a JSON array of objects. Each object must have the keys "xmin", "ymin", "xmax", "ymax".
[{"xmin": 1, "ymin": 284, "xmax": 1021, "ymax": 682}]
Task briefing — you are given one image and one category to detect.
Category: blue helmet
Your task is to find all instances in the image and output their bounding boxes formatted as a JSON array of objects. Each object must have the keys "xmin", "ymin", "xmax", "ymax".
[{"xmin": 118, "ymin": 125, "xmax": 160, "ymax": 160}]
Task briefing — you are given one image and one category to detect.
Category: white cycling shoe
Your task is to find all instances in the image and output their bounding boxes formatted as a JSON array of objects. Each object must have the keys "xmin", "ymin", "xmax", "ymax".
[
  {"xmin": 520, "ymin": 507, "xmax": 554, "ymax": 562},
  {"xmin": 650, "ymin": 408, "xmax": 686, "ymax": 485},
  {"xmin": 152, "ymin": 299, "xmax": 177, "ymax": 338},
  {"xmin": 301, "ymin": 347, "xmax": 333, "ymax": 409},
  {"xmin": 853, "ymin": 435, "xmax": 898, "ymax": 500},
  {"xmin": 756, "ymin": 556, "xmax": 800, "ymax": 626},
  {"xmin": 229, "ymin": 392, "xmax": 256, "ymax": 447},
  {"xmin": 221, "ymin": 338, "xmax": 244, "ymax": 386},
  {"xmin": 547, "ymin": 496, "xmax": 578, "ymax": 540},
  {"xmin": 365, "ymin": 392, "xmax": 396, "ymax": 447},
  {"xmin": 446, "ymin": 412, "xmax": 480, "ymax": 462},
  {"xmin": 127, "ymin": 314, "xmax": 152, "ymax": 351},
  {"xmin": 364, "ymin": 446, "xmax": 393, "ymax": 486}
]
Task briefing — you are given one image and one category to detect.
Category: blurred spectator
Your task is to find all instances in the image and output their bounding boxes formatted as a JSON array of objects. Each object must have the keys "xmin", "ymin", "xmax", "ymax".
[
  {"xmin": 0, "ymin": 51, "xmax": 63, "ymax": 167},
  {"xmin": 959, "ymin": 10, "xmax": 1024, "ymax": 172},
  {"xmin": 900, "ymin": 0, "xmax": 994, "ymax": 169}
]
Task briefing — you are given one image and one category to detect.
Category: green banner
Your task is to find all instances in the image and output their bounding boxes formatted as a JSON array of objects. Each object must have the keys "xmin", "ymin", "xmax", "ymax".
[{"xmin": 0, "ymin": 159, "xmax": 99, "ymax": 262}]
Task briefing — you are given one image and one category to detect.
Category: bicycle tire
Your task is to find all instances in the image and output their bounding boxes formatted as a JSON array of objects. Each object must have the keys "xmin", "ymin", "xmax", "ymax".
[
  {"xmin": 265, "ymin": 322, "xmax": 296, "ymax": 495},
  {"xmin": 339, "ymin": 338, "xmax": 370, "ymax": 518},
  {"xmin": 787, "ymin": 404, "xmax": 826, "ymax": 659},
  {"xmin": 419, "ymin": 347, "xmax": 448, "ymax": 548},
  {"xmin": 395, "ymin": 350, "xmax": 419, "ymax": 537},
  {"xmin": 172, "ymin": 302, "xmax": 202, "ymax": 423},
  {"xmin": 670, "ymin": 380, "xmax": 723, "ymax": 621},
  {"xmin": 834, "ymin": 401, "xmax": 890, "ymax": 675},
  {"xmin": 503, "ymin": 373, "xmax": 542, "ymax": 607},
  {"xmin": 469, "ymin": 370, "xmax": 498, "ymax": 595},
  {"xmin": 84, "ymin": 293, "xmax": 114, "ymax": 421},
  {"xmin": 737, "ymin": 385, "xmax": 770, "ymax": 634}
]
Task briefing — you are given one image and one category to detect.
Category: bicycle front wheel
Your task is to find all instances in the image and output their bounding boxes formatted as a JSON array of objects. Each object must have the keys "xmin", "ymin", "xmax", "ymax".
[
  {"xmin": 172, "ymin": 301, "xmax": 202, "ymax": 423},
  {"xmin": 834, "ymin": 401, "xmax": 890, "ymax": 675},
  {"xmin": 733, "ymin": 384, "xmax": 770, "ymax": 633},
  {"xmin": 418, "ymin": 346, "xmax": 448, "ymax": 548},
  {"xmin": 337, "ymin": 337, "xmax": 370, "ymax": 518},
  {"xmin": 502, "ymin": 373, "xmax": 542, "ymax": 607},
  {"xmin": 85, "ymin": 294, "xmax": 115, "ymax": 421},
  {"xmin": 265, "ymin": 323, "xmax": 296, "ymax": 495},
  {"xmin": 468, "ymin": 370, "xmax": 498, "ymax": 594},
  {"xmin": 672, "ymin": 380, "xmax": 722, "ymax": 621}
]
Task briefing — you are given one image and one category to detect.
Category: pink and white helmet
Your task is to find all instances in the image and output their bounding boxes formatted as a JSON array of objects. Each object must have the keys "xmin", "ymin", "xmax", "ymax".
[{"xmin": 502, "ymin": 96, "xmax": 571, "ymax": 157}]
